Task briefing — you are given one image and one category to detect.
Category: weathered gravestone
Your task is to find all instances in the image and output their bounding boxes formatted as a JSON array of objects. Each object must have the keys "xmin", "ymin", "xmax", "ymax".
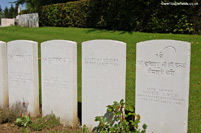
[
  {"xmin": 135, "ymin": 40, "xmax": 191, "ymax": 133},
  {"xmin": 82, "ymin": 40, "xmax": 126, "ymax": 130},
  {"xmin": 17, "ymin": 13, "xmax": 39, "ymax": 27},
  {"xmin": 0, "ymin": 41, "xmax": 8, "ymax": 108},
  {"xmin": 7, "ymin": 40, "xmax": 39, "ymax": 117},
  {"xmin": 41, "ymin": 40, "xmax": 77, "ymax": 126}
]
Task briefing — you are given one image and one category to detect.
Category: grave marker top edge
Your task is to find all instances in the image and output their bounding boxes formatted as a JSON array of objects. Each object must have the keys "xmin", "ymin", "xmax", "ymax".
[
  {"xmin": 0, "ymin": 41, "xmax": 6, "ymax": 44},
  {"xmin": 8, "ymin": 40, "xmax": 38, "ymax": 44},
  {"xmin": 82, "ymin": 39, "xmax": 126, "ymax": 46},
  {"xmin": 41, "ymin": 40, "xmax": 77, "ymax": 45},
  {"xmin": 137, "ymin": 39, "xmax": 190, "ymax": 45}
]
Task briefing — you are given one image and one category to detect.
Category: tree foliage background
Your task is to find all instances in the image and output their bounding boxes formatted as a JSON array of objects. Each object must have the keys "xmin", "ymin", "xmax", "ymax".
[
  {"xmin": 0, "ymin": 4, "xmax": 18, "ymax": 19},
  {"xmin": 0, "ymin": 0, "xmax": 77, "ymax": 21},
  {"xmin": 11, "ymin": 0, "xmax": 78, "ymax": 9},
  {"xmin": 1, "ymin": 0, "xmax": 200, "ymax": 34},
  {"xmin": 32, "ymin": 0, "xmax": 200, "ymax": 34}
]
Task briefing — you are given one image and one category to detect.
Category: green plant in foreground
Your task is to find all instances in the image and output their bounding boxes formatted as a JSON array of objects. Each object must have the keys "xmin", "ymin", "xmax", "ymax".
[
  {"xmin": 82, "ymin": 124, "xmax": 88, "ymax": 133},
  {"xmin": 95, "ymin": 99, "xmax": 147, "ymax": 133},
  {"xmin": 16, "ymin": 113, "xmax": 32, "ymax": 127},
  {"xmin": 0, "ymin": 105, "xmax": 21, "ymax": 123},
  {"xmin": 29, "ymin": 114, "xmax": 60, "ymax": 131}
]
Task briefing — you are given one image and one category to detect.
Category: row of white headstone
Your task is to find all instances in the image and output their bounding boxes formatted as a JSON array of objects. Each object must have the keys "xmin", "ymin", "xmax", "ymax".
[
  {"xmin": 17, "ymin": 13, "xmax": 39, "ymax": 27},
  {"xmin": 0, "ymin": 39, "xmax": 190, "ymax": 133}
]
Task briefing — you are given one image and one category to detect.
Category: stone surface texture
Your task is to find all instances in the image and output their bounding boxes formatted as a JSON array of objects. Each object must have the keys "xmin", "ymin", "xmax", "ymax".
[
  {"xmin": 41, "ymin": 40, "xmax": 77, "ymax": 126},
  {"xmin": 135, "ymin": 40, "xmax": 191, "ymax": 133},
  {"xmin": 7, "ymin": 40, "xmax": 39, "ymax": 117},
  {"xmin": 1, "ymin": 18, "xmax": 15, "ymax": 26},
  {"xmin": 0, "ymin": 41, "xmax": 8, "ymax": 108},
  {"xmin": 18, "ymin": 13, "xmax": 39, "ymax": 27},
  {"xmin": 82, "ymin": 40, "xmax": 126, "ymax": 130}
]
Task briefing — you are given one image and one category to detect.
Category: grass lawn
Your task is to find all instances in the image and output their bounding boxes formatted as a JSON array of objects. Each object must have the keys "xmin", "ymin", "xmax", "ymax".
[{"xmin": 0, "ymin": 26, "xmax": 200, "ymax": 132}]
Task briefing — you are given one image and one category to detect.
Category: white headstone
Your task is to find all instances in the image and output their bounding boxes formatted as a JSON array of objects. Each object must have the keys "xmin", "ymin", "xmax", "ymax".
[
  {"xmin": 0, "ymin": 41, "xmax": 8, "ymax": 108},
  {"xmin": 135, "ymin": 40, "xmax": 191, "ymax": 133},
  {"xmin": 41, "ymin": 40, "xmax": 77, "ymax": 126},
  {"xmin": 82, "ymin": 40, "xmax": 126, "ymax": 130},
  {"xmin": 7, "ymin": 40, "xmax": 39, "ymax": 117},
  {"xmin": 1, "ymin": 18, "xmax": 15, "ymax": 26}
]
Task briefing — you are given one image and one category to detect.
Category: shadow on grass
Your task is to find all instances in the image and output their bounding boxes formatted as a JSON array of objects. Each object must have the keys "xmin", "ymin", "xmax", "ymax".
[{"xmin": 84, "ymin": 28, "xmax": 134, "ymax": 35}]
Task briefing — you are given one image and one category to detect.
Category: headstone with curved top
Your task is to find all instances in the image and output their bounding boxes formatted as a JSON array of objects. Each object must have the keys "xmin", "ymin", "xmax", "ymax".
[
  {"xmin": 7, "ymin": 40, "xmax": 39, "ymax": 117},
  {"xmin": 135, "ymin": 40, "xmax": 191, "ymax": 133},
  {"xmin": 41, "ymin": 40, "xmax": 77, "ymax": 126},
  {"xmin": 82, "ymin": 40, "xmax": 126, "ymax": 130}
]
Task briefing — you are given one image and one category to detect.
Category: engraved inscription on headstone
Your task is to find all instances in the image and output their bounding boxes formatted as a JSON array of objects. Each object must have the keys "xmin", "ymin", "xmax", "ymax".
[
  {"xmin": 7, "ymin": 40, "xmax": 39, "ymax": 117},
  {"xmin": 82, "ymin": 40, "xmax": 126, "ymax": 130},
  {"xmin": 41, "ymin": 40, "xmax": 77, "ymax": 126},
  {"xmin": 0, "ymin": 41, "xmax": 8, "ymax": 108},
  {"xmin": 135, "ymin": 40, "xmax": 191, "ymax": 133}
]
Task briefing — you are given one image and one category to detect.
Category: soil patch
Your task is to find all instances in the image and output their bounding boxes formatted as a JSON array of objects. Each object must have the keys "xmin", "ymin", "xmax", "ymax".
[{"xmin": 0, "ymin": 123, "xmax": 82, "ymax": 133}]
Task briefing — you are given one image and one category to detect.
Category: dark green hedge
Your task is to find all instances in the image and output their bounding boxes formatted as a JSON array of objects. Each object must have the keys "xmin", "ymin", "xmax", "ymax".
[
  {"xmin": 38, "ymin": 1, "xmax": 89, "ymax": 27},
  {"xmin": 87, "ymin": 0, "xmax": 200, "ymax": 34},
  {"xmin": 21, "ymin": 0, "xmax": 200, "ymax": 34}
]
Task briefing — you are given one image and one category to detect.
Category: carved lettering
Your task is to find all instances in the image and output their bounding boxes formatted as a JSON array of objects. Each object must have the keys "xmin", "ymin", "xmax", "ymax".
[
  {"xmin": 137, "ymin": 88, "xmax": 185, "ymax": 105},
  {"xmin": 44, "ymin": 77, "xmax": 69, "ymax": 90},
  {"xmin": 8, "ymin": 72, "xmax": 32, "ymax": 82},
  {"xmin": 42, "ymin": 57, "xmax": 71, "ymax": 65},
  {"xmin": 138, "ymin": 60, "xmax": 186, "ymax": 76},
  {"xmin": 8, "ymin": 55, "xmax": 32, "ymax": 62},
  {"xmin": 84, "ymin": 58, "xmax": 119, "ymax": 67}
]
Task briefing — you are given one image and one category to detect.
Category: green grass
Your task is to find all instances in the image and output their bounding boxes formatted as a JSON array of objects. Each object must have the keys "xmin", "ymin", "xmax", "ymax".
[{"xmin": 0, "ymin": 26, "xmax": 200, "ymax": 132}]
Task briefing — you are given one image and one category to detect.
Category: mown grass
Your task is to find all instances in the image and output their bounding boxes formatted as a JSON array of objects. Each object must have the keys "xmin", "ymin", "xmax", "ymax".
[{"xmin": 0, "ymin": 26, "xmax": 200, "ymax": 132}]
